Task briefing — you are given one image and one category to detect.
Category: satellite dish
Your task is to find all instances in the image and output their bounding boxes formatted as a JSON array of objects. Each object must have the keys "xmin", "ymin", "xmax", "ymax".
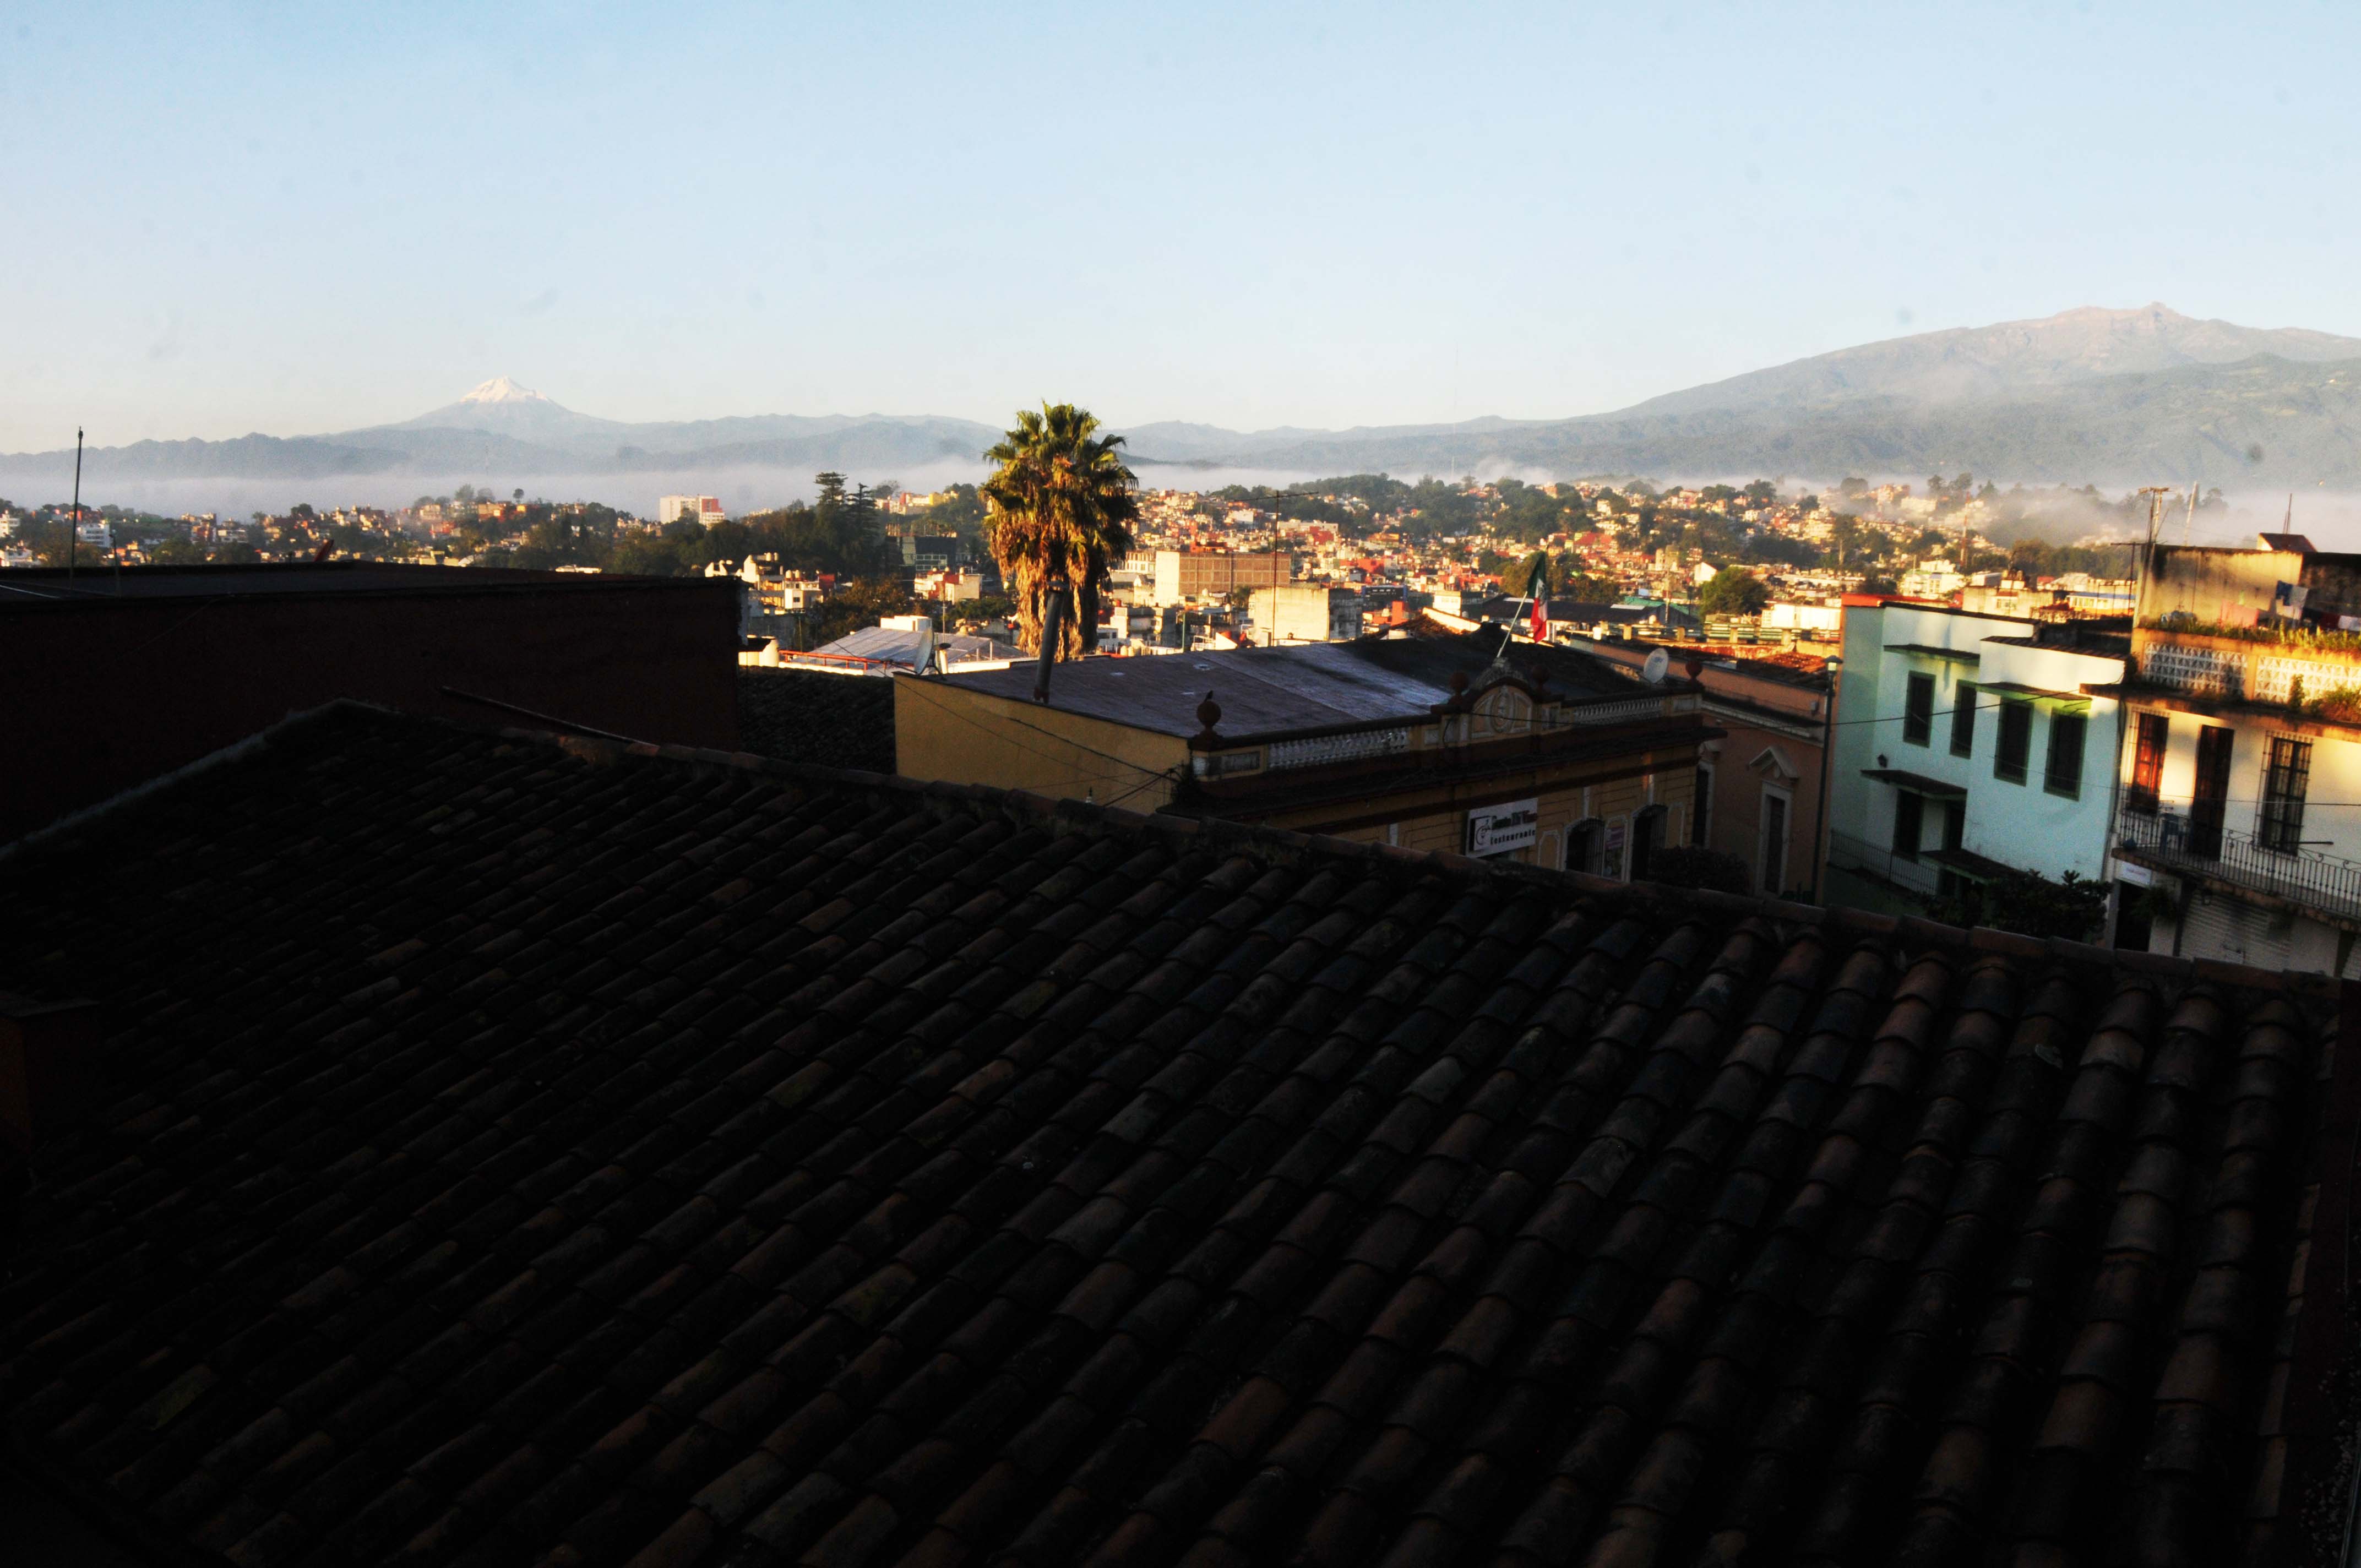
[{"xmin": 1642, "ymin": 648, "xmax": 1670, "ymax": 683}]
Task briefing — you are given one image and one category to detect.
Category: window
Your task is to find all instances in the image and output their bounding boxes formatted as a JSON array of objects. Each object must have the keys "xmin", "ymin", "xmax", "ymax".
[
  {"xmin": 1941, "ymin": 799, "xmax": 1965, "ymax": 852},
  {"xmin": 2259, "ymin": 735, "xmax": 2313, "ymax": 853},
  {"xmin": 1950, "ymin": 681, "xmax": 1977, "ymax": 758},
  {"xmin": 1631, "ymin": 806, "xmax": 1667, "ymax": 881},
  {"xmin": 1760, "ymin": 789, "xmax": 1789, "ymax": 895},
  {"xmin": 1569, "ymin": 818, "xmax": 1603, "ymax": 875},
  {"xmin": 2127, "ymin": 714, "xmax": 2167, "ymax": 815},
  {"xmin": 2044, "ymin": 711, "xmax": 2087, "ymax": 799},
  {"xmin": 2191, "ymin": 726, "xmax": 2233, "ymax": 859},
  {"xmin": 1995, "ymin": 701, "xmax": 2032, "ymax": 784},
  {"xmin": 1904, "ymin": 672, "xmax": 1934, "ymax": 746},
  {"xmin": 1694, "ymin": 763, "xmax": 1713, "ymax": 848},
  {"xmin": 1892, "ymin": 788, "xmax": 1923, "ymax": 861}
]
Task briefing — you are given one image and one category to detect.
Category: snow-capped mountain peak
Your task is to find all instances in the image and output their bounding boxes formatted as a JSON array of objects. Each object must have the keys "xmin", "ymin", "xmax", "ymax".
[{"xmin": 460, "ymin": 376, "xmax": 549, "ymax": 405}]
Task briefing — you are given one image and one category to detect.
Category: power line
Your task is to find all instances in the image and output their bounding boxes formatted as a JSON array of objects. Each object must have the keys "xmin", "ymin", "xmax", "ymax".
[{"xmin": 894, "ymin": 677, "xmax": 1176, "ymax": 789}]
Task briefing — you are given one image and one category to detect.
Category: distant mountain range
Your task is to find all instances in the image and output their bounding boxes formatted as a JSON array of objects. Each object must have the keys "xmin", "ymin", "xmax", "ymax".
[
  {"xmin": 1113, "ymin": 307, "xmax": 2361, "ymax": 483},
  {"xmin": 9, "ymin": 306, "xmax": 2361, "ymax": 497}
]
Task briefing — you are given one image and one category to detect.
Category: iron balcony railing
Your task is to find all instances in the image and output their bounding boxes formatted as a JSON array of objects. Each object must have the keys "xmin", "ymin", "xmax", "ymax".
[
  {"xmin": 1827, "ymin": 828, "xmax": 1943, "ymax": 898},
  {"xmin": 2116, "ymin": 807, "xmax": 2361, "ymax": 924},
  {"xmin": 1264, "ymin": 727, "xmax": 1411, "ymax": 772},
  {"xmin": 1561, "ymin": 695, "xmax": 1682, "ymax": 727}
]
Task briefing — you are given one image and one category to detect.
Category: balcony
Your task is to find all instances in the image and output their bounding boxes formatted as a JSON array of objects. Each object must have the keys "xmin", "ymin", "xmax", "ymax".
[
  {"xmin": 2134, "ymin": 625, "xmax": 2361, "ymax": 706},
  {"xmin": 1264, "ymin": 727, "xmax": 1410, "ymax": 772},
  {"xmin": 2115, "ymin": 807, "xmax": 2361, "ymax": 927},
  {"xmin": 1827, "ymin": 828, "xmax": 1942, "ymax": 899}
]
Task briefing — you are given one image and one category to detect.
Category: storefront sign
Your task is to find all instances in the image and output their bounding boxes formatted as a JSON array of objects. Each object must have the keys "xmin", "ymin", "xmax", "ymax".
[{"xmin": 1466, "ymin": 798, "xmax": 1539, "ymax": 857}]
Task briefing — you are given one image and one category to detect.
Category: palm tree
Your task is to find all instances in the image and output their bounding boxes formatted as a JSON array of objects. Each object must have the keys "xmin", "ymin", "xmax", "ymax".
[{"xmin": 982, "ymin": 403, "xmax": 1140, "ymax": 660}]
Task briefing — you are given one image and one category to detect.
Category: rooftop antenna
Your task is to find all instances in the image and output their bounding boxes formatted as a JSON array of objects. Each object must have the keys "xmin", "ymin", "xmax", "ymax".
[
  {"xmin": 2286, "ymin": 492, "xmax": 2295, "ymax": 532},
  {"xmin": 67, "ymin": 425, "xmax": 83, "ymax": 578},
  {"xmin": 2183, "ymin": 483, "xmax": 2199, "ymax": 546},
  {"xmin": 2134, "ymin": 485, "xmax": 2172, "ymax": 625}
]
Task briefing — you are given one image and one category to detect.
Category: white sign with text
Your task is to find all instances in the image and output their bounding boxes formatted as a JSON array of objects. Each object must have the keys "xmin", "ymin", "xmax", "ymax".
[{"xmin": 1466, "ymin": 798, "xmax": 1539, "ymax": 857}]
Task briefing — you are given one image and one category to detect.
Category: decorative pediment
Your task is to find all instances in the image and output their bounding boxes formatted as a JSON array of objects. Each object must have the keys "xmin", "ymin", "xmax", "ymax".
[
  {"xmin": 1748, "ymin": 744, "xmax": 1800, "ymax": 785},
  {"xmin": 1472, "ymin": 682, "xmax": 1532, "ymax": 736},
  {"xmin": 1449, "ymin": 661, "xmax": 1557, "ymax": 717}
]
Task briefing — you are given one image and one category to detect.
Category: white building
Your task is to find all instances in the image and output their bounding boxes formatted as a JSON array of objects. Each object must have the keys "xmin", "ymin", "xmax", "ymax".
[
  {"xmin": 659, "ymin": 494, "xmax": 725, "ymax": 527},
  {"xmin": 1246, "ymin": 585, "xmax": 1363, "ymax": 645},
  {"xmin": 1826, "ymin": 600, "xmax": 2126, "ymax": 914},
  {"xmin": 1764, "ymin": 601, "xmax": 1843, "ymax": 633},
  {"xmin": 1897, "ymin": 559, "xmax": 1963, "ymax": 599}
]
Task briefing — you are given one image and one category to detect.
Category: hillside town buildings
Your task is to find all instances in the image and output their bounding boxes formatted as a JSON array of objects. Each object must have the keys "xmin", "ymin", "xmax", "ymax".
[{"xmin": 10, "ymin": 492, "xmax": 2361, "ymax": 1564}]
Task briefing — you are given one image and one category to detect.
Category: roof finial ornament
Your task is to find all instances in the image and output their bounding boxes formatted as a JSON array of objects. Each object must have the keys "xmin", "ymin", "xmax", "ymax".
[{"xmin": 1195, "ymin": 690, "xmax": 1221, "ymax": 737}]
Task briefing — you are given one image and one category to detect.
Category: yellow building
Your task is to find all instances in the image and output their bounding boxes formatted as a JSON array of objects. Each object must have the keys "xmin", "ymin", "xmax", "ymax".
[{"xmin": 895, "ymin": 629, "xmax": 1717, "ymax": 875}]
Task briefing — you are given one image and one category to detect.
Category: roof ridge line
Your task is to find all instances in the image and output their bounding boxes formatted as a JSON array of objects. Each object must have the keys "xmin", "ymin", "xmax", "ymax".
[
  {"xmin": 0, "ymin": 698, "xmax": 389, "ymax": 864},
  {"xmin": 496, "ymin": 718, "xmax": 2340, "ymax": 999}
]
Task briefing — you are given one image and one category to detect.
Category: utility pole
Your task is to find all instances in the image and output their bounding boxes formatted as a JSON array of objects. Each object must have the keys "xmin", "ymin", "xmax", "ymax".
[
  {"xmin": 1809, "ymin": 653, "xmax": 1842, "ymax": 903},
  {"xmin": 2133, "ymin": 486, "xmax": 2172, "ymax": 626},
  {"xmin": 67, "ymin": 422, "xmax": 83, "ymax": 581}
]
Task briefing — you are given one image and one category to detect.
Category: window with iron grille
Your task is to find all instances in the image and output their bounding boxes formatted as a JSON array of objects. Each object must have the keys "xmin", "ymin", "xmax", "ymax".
[
  {"xmin": 2258, "ymin": 735, "xmax": 2312, "ymax": 853},
  {"xmin": 1950, "ymin": 681, "xmax": 1977, "ymax": 758},
  {"xmin": 2126, "ymin": 712, "xmax": 2167, "ymax": 816},
  {"xmin": 2044, "ymin": 711, "xmax": 2086, "ymax": 799},
  {"xmin": 1903, "ymin": 672, "xmax": 1934, "ymax": 746}
]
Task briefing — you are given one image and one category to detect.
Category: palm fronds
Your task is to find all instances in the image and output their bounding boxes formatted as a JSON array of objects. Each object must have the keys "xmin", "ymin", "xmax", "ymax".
[{"xmin": 983, "ymin": 403, "xmax": 1140, "ymax": 661}]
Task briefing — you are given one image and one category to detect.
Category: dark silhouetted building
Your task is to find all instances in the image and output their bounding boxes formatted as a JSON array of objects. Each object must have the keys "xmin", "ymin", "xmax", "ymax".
[{"xmin": 1, "ymin": 562, "xmax": 739, "ymax": 839}]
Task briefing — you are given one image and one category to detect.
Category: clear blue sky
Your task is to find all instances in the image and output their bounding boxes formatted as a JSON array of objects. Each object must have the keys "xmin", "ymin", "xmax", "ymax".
[{"xmin": 6, "ymin": 1, "xmax": 2357, "ymax": 450}]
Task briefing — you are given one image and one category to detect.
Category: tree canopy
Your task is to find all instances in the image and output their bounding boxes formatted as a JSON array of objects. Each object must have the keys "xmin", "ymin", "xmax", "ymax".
[
  {"xmin": 1698, "ymin": 566, "xmax": 1770, "ymax": 616},
  {"xmin": 982, "ymin": 404, "xmax": 1140, "ymax": 660}
]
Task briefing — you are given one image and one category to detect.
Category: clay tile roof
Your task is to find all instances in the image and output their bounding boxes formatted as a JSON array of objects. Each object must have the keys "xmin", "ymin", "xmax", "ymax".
[{"xmin": 0, "ymin": 701, "xmax": 2353, "ymax": 1568}]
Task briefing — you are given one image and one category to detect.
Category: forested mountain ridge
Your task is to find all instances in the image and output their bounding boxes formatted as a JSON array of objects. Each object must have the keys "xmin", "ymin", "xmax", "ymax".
[{"xmin": 7, "ymin": 307, "xmax": 2358, "ymax": 489}]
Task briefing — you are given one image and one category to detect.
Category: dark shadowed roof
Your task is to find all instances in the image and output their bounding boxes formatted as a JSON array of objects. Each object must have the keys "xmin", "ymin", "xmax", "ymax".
[
  {"xmin": 0, "ymin": 704, "xmax": 2351, "ymax": 1568},
  {"xmin": 736, "ymin": 669, "xmax": 896, "ymax": 773},
  {"xmin": 936, "ymin": 629, "xmax": 1642, "ymax": 740}
]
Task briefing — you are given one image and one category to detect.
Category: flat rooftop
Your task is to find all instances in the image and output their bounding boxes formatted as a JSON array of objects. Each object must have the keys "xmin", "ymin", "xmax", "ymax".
[
  {"xmin": 0, "ymin": 562, "xmax": 700, "ymax": 605},
  {"xmin": 935, "ymin": 628, "xmax": 1644, "ymax": 739}
]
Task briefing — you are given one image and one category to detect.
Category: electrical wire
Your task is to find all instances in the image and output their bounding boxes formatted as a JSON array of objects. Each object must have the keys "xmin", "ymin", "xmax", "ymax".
[
  {"xmin": 907, "ymin": 654, "xmax": 2361, "ymax": 812},
  {"xmin": 895, "ymin": 676, "xmax": 1176, "ymax": 787}
]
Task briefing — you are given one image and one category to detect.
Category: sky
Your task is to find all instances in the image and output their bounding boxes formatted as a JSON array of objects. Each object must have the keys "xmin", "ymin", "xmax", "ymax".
[{"xmin": 6, "ymin": 1, "xmax": 2360, "ymax": 451}]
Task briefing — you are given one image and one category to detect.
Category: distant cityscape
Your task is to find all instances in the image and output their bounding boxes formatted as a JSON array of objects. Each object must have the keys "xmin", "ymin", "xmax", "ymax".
[{"xmin": 1, "ymin": 469, "xmax": 2161, "ymax": 655}]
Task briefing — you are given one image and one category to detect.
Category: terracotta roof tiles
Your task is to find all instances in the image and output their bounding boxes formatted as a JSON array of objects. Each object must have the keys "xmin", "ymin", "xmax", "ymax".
[{"xmin": 0, "ymin": 701, "xmax": 2352, "ymax": 1567}]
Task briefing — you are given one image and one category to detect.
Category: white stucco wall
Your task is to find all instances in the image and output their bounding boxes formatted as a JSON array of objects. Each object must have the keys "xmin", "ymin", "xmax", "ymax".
[{"xmin": 1830, "ymin": 603, "xmax": 2126, "ymax": 890}]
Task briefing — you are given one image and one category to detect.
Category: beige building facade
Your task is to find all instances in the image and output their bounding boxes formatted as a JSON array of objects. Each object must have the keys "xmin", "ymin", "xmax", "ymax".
[{"xmin": 894, "ymin": 630, "xmax": 1715, "ymax": 876}]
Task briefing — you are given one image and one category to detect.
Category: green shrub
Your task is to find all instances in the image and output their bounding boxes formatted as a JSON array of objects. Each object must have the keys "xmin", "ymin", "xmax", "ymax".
[{"xmin": 1925, "ymin": 867, "xmax": 2106, "ymax": 941}]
